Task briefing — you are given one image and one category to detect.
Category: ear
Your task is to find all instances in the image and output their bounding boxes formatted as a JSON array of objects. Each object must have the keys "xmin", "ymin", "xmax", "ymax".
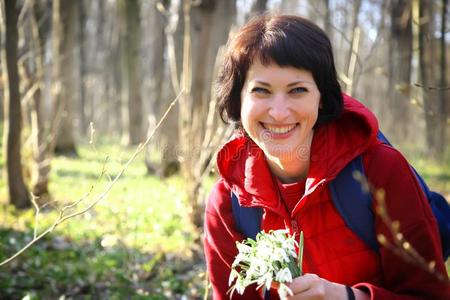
[{"xmin": 319, "ymin": 99, "xmax": 323, "ymax": 109}]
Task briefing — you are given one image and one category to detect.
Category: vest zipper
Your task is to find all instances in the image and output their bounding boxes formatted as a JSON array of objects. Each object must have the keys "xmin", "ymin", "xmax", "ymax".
[
  {"xmin": 291, "ymin": 219, "xmax": 299, "ymax": 236},
  {"xmin": 271, "ymin": 173, "xmax": 302, "ymax": 237}
]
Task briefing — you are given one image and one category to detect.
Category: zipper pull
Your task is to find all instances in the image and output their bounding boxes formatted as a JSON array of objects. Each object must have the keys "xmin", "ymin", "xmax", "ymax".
[{"xmin": 291, "ymin": 219, "xmax": 299, "ymax": 236}]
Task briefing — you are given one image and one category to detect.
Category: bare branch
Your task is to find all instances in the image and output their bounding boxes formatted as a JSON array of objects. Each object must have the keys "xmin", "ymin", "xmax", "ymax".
[
  {"xmin": 165, "ymin": 0, "xmax": 181, "ymax": 94},
  {"xmin": 413, "ymin": 83, "xmax": 450, "ymax": 91},
  {"xmin": 343, "ymin": 26, "xmax": 361, "ymax": 94}
]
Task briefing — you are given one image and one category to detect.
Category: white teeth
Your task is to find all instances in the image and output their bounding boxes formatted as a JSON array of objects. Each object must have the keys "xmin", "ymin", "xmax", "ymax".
[{"xmin": 263, "ymin": 124, "xmax": 297, "ymax": 134}]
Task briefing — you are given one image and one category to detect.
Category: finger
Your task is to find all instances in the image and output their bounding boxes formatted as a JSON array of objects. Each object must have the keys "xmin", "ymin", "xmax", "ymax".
[
  {"xmin": 286, "ymin": 287, "xmax": 325, "ymax": 300},
  {"xmin": 286, "ymin": 273, "xmax": 321, "ymax": 294}
]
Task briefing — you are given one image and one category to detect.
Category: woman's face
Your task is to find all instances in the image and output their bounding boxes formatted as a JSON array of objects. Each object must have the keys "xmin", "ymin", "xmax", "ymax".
[{"xmin": 240, "ymin": 60, "xmax": 321, "ymax": 162}]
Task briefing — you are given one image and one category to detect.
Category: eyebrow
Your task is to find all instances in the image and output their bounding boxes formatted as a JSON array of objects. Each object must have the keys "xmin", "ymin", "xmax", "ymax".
[{"xmin": 253, "ymin": 80, "xmax": 314, "ymax": 87}]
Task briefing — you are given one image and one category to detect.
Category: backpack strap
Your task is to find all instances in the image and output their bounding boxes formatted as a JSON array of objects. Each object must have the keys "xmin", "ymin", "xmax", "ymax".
[
  {"xmin": 230, "ymin": 192, "xmax": 270, "ymax": 299},
  {"xmin": 231, "ymin": 192, "xmax": 263, "ymax": 240},
  {"xmin": 378, "ymin": 131, "xmax": 450, "ymax": 259},
  {"xmin": 429, "ymin": 191, "xmax": 450, "ymax": 259},
  {"xmin": 328, "ymin": 155, "xmax": 379, "ymax": 252}
]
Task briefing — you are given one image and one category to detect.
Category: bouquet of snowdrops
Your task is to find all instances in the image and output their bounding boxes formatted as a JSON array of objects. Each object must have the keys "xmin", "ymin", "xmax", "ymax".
[{"xmin": 228, "ymin": 229, "xmax": 304, "ymax": 298}]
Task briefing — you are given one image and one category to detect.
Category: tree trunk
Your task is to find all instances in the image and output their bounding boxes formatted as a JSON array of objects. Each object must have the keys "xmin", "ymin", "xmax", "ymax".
[
  {"xmin": 388, "ymin": 0, "xmax": 412, "ymax": 144},
  {"xmin": 144, "ymin": 0, "xmax": 179, "ymax": 176},
  {"xmin": 118, "ymin": 1, "xmax": 129, "ymax": 144},
  {"xmin": 148, "ymin": 0, "xmax": 168, "ymax": 133},
  {"xmin": 29, "ymin": 0, "xmax": 51, "ymax": 202},
  {"xmin": 96, "ymin": 0, "xmax": 110, "ymax": 134},
  {"xmin": 53, "ymin": 0, "xmax": 78, "ymax": 155},
  {"xmin": 119, "ymin": 0, "xmax": 143, "ymax": 145},
  {"xmin": 179, "ymin": 0, "xmax": 236, "ymax": 230},
  {"xmin": 246, "ymin": 0, "xmax": 267, "ymax": 19},
  {"xmin": 323, "ymin": 0, "xmax": 332, "ymax": 40},
  {"xmin": 113, "ymin": 38, "xmax": 124, "ymax": 136},
  {"xmin": 437, "ymin": 0, "xmax": 448, "ymax": 157},
  {"xmin": 105, "ymin": 2, "xmax": 123, "ymax": 136},
  {"xmin": 78, "ymin": 0, "xmax": 87, "ymax": 136},
  {"xmin": 4, "ymin": 0, "xmax": 30, "ymax": 208},
  {"xmin": 419, "ymin": 0, "xmax": 439, "ymax": 156},
  {"xmin": 279, "ymin": 0, "xmax": 299, "ymax": 12}
]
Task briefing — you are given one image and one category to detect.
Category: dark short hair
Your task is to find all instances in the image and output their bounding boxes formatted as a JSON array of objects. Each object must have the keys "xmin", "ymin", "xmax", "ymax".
[{"xmin": 216, "ymin": 14, "xmax": 343, "ymax": 127}]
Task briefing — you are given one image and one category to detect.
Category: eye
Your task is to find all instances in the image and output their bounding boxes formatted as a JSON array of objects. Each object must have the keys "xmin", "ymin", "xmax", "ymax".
[
  {"xmin": 250, "ymin": 87, "xmax": 271, "ymax": 94},
  {"xmin": 289, "ymin": 87, "xmax": 308, "ymax": 94}
]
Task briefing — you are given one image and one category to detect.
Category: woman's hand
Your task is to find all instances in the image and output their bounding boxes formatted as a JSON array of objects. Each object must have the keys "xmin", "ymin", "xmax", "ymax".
[{"xmin": 279, "ymin": 273, "xmax": 369, "ymax": 300}]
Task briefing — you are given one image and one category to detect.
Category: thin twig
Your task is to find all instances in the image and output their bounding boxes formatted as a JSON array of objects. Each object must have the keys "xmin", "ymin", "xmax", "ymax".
[
  {"xmin": 203, "ymin": 271, "xmax": 210, "ymax": 300},
  {"xmin": 88, "ymin": 122, "xmax": 113, "ymax": 183},
  {"xmin": 353, "ymin": 172, "xmax": 448, "ymax": 283},
  {"xmin": 413, "ymin": 83, "xmax": 450, "ymax": 91},
  {"xmin": 0, "ymin": 91, "xmax": 182, "ymax": 267},
  {"xmin": 29, "ymin": 193, "xmax": 40, "ymax": 239}
]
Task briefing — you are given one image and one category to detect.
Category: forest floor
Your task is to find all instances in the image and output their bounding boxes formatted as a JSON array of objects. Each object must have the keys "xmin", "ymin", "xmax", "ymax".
[
  {"xmin": 0, "ymin": 140, "xmax": 449, "ymax": 299},
  {"xmin": 0, "ymin": 140, "xmax": 212, "ymax": 299}
]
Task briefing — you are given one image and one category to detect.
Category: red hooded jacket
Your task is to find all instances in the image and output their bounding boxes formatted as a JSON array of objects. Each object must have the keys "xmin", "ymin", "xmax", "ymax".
[{"xmin": 204, "ymin": 95, "xmax": 449, "ymax": 299}]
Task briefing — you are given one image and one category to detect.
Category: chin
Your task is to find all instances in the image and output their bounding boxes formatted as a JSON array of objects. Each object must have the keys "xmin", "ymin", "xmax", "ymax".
[{"xmin": 261, "ymin": 143, "xmax": 297, "ymax": 162}]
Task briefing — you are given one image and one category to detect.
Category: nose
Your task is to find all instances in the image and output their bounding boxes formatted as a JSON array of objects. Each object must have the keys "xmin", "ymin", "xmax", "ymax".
[{"xmin": 268, "ymin": 93, "xmax": 290, "ymax": 121}]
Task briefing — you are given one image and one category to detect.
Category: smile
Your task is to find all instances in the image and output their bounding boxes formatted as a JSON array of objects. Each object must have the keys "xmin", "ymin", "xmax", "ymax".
[{"xmin": 261, "ymin": 123, "xmax": 298, "ymax": 134}]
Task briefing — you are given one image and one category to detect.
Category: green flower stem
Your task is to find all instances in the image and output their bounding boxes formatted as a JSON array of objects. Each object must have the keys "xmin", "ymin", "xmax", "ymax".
[
  {"xmin": 298, "ymin": 231, "xmax": 304, "ymax": 276},
  {"xmin": 288, "ymin": 259, "xmax": 301, "ymax": 278}
]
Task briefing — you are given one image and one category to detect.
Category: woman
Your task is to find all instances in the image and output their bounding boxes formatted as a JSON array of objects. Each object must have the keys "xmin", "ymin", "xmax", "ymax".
[{"xmin": 203, "ymin": 14, "xmax": 449, "ymax": 299}]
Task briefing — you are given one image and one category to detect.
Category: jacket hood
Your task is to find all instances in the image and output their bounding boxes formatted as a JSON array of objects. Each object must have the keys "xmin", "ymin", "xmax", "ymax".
[{"xmin": 216, "ymin": 94, "xmax": 379, "ymax": 211}]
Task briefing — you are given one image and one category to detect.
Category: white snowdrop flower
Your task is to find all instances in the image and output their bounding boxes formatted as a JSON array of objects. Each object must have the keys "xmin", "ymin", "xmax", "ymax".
[
  {"xmin": 275, "ymin": 267, "xmax": 293, "ymax": 283},
  {"xmin": 256, "ymin": 240, "xmax": 273, "ymax": 259},
  {"xmin": 236, "ymin": 242, "xmax": 252, "ymax": 254},
  {"xmin": 246, "ymin": 261, "xmax": 260, "ymax": 279},
  {"xmin": 278, "ymin": 284, "xmax": 294, "ymax": 298},
  {"xmin": 273, "ymin": 247, "xmax": 290, "ymax": 263},
  {"xmin": 256, "ymin": 270, "xmax": 273, "ymax": 290},
  {"xmin": 235, "ymin": 277, "xmax": 247, "ymax": 295},
  {"xmin": 229, "ymin": 269, "xmax": 239, "ymax": 286}
]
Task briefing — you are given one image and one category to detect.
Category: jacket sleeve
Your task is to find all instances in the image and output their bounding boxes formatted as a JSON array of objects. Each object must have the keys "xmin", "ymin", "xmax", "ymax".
[
  {"xmin": 355, "ymin": 143, "xmax": 450, "ymax": 299},
  {"xmin": 203, "ymin": 178, "xmax": 264, "ymax": 300}
]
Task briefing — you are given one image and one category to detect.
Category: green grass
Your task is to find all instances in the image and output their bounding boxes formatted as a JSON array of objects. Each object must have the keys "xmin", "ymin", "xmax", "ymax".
[
  {"xmin": 0, "ymin": 140, "xmax": 208, "ymax": 299},
  {"xmin": 399, "ymin": 142, "xmax": 450, "ymax": 196}
]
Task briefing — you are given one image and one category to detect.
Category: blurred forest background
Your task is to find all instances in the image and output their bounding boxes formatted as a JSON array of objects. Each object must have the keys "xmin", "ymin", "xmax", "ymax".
[{"xmin": 0, "ymin": 0, "xmax": 449, "ymax": 299}]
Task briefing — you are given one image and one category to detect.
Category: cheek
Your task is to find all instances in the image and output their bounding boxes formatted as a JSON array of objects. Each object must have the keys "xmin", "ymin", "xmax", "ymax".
[
  {"xmin": 297, "ymin": 104, "xmax": 320, "ymax": 124},
  {"xmin": 305, "ymin": 95, "xmax": 321, "ymax": 120},
  {"xmin": 240, "ymin": 96, "xmax": 253, "ymax": 124},
  {"xmin": 308, "ymin": 107, "xmax": 320, "ymax": 121},
  {"xmin": 240, "ymin": 110, "xmax": 253, "ymax": 134},
  {"xmin": 240, "ymin": 98, "xmax": 262, "ymax": 136}
]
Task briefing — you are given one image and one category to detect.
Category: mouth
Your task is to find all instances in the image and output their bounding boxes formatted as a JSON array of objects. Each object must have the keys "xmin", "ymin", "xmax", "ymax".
[{"xmin": 261, "ymin": 123, "xmax": 299, "ymax": 134}]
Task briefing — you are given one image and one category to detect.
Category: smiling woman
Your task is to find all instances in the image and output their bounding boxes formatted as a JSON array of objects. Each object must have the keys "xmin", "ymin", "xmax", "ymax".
[{"xmin": 204, "ymin": 14, "xmax": 449, "ymax": 300}]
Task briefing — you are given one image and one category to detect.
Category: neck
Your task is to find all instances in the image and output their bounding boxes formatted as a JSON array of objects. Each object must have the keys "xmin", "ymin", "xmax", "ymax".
[
  {"xmin": 267, "ymin": 155, "xmax": 310, "ymax": 183},
  {"xmin": 266, "ymin": 133, "xmax": 313, "ymax": 184}
]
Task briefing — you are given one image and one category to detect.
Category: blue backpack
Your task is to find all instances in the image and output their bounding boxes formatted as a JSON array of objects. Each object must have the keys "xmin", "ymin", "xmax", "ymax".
[{"xmin": 231, "ymin": 131, "xmax": 450, "ymax": 260}]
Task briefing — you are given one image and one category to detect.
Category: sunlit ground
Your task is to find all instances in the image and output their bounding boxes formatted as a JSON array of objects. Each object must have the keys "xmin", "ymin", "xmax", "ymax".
[{"xmin": 0, "ymin": 140, "xmax": 211, "ymax": 299}]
